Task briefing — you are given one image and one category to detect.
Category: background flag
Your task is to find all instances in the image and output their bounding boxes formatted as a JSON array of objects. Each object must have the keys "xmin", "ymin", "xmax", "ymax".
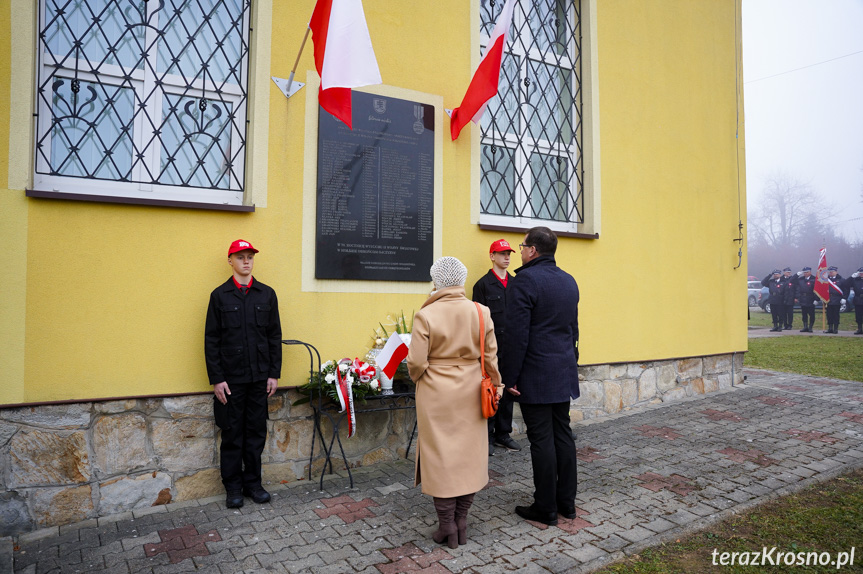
[
  {"xmin": 813, "ymin": 248, "xmax": 843, "ymax": 301},
  {"xmin": 449, "ymin": 0, "xmax": 516, "ymax": 140},
  {"xmin": 375, "ymin": 334, "xmax": 409, "ymax": 379},
  {"xmin": 309, "ymin": 0, "xmax": 382, "ymax": 129}
]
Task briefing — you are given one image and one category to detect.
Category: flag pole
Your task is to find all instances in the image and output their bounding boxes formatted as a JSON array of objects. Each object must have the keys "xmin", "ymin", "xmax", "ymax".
[
  {"xmin": 271, "ymin": 26, "xmax": 311, "ymax": 99},
  {"xmin": 287, "ymin": 27, "xmax": 312, "ymax": 94}
]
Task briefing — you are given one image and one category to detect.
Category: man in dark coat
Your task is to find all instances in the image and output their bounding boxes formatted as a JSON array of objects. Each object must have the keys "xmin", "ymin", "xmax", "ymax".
[
  {"xmin": 472, "ymin": 239, "xmax": 521, "ymax": 455},
  {"xmin": 205, "ymin": 239, "xmax": 282, "ymax": 508},
  {"xmin": 794, "ymin": 266, "xmax": 817, "ymax": 332},
  {"xmin": 501, "ymin": 226, "xmax": 579, "ymax": 526},
  {"xmin": 842, "ymin": 267, "xmax": 863, "ymax": 335},
  {"xmin": 781, "ymin": 267, "xmax": 796, "ymax": 330},
  {"xmin": 761, "ymin": 269, "xmax": 785, "ymax": 332},
  {"xmin": 823, "ymin": 266, "xmax": 845, "ymax": 334}
]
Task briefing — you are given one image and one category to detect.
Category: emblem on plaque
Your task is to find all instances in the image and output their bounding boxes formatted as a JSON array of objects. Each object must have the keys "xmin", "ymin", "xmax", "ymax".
[
  {"xmin": 373, "ymin": 98, "xmax": 387, "ymax": 114},
  {"xmin": 413, "ymin": 104, "xmax": 425, "ymax": 135}
]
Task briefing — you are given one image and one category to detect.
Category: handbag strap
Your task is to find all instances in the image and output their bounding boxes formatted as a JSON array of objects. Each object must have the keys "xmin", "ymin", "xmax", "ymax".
[{"xmin": 474, "ymin": 302, "xmax": 488, "ymax": 378}]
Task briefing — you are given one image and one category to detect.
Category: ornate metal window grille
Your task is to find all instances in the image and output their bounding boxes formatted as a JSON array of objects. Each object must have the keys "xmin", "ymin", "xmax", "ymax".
[
  {"xmin": 35, "ymin": 0, "xmax": 251, "ymax": 197},
  {"xmin": 479, "ymin": 0, "xmax": 583, "ymax": 225}
]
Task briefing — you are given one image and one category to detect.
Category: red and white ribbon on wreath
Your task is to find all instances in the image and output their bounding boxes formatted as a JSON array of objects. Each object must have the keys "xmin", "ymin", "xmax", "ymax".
[
  {"xmin": 334, "ymin": 359, "xmax": 356, "ymax": 438},
  {"xmin": 351, "ymin": 357, "xmax": 377, "ymax": 383}
]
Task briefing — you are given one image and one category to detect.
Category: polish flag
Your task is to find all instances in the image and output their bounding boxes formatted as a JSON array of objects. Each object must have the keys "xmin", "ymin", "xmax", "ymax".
[
  {"xmin": 375, "ymin": 334, "xmax": 409, "ymax": 379},
  {"xmin": 309, "ymin": 0, "xmax": 382, "ymax": 129},
  {"xmin": 450, "ymin": 0, "xmax": 516, "ymax": 141}
]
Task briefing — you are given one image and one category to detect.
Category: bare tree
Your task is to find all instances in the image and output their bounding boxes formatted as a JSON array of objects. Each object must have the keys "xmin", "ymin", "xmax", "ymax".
[{"xmin": 749, "ymin": 171, "xmax": 837, "ymax": 249}]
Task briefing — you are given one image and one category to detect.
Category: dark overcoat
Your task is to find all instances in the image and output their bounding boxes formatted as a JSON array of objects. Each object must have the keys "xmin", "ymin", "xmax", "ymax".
[{"xmin": 500, "ymin": 256, "xmax": 580, "ymax": 404}]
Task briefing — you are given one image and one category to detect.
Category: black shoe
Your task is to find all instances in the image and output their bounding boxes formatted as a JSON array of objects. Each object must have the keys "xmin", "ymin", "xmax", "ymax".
[
  {"xmin": 494, "ymin": 436, "xmax": 522, "ymax": 451},
  {"xmin": 799, "ymin": 327, "xmax": 807, "ymax": 332},
  {"xmin": 855, "ymin": 328, "xmax": 863, "ymax": 335},
  {"xmin": 489, "ymin": 442, "xmax": 495, "ymax": 456},
  {"xmin": 516, "ymin": 505, "xmax": 558, "ymax": 526},
  {"xmin": 242, "ymin": 486, "xmax": 271, "ymax": 504},
  {"xmin": 557, "ymin": 505, "xmax": 577, "ymax": 520},
  {"xmin": 226, "ymin": 491, "xmax": 244, "ymax": 508},
  {"xmin": 770, "ymin": 326, "xmax": 780, "ymax": 332}
]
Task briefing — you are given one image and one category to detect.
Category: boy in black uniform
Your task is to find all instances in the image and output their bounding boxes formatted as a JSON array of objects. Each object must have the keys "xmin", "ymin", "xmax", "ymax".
[
  {"xmin": 205, "ymin": 239, "xmax": 282, "ymax": 508},
  {"xmin": 472, "ymin": 239, "xmax": 521, "ymax": 456}
]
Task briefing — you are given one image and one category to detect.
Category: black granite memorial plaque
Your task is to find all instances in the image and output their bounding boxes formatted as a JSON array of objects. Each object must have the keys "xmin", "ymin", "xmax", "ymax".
[{"xmin": 315, "ymin": 92, "xmax": 435, "ymax": 281}]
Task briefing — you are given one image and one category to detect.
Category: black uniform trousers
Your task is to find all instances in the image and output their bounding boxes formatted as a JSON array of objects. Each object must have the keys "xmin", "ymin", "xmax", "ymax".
[
  {"xmin": 771, "ymin": 302, "xmax": 784, "ymax": 327},
  {"xmin": 784, "ymin": 305, "xmax": 794, "ymax": 328},
  {"xmin": 800, "ymin": 305, "xmax": 815, "ymax": 327},
  {"xmin": 216, "ymin": 380, "xmax": 268, "ymax": 493},
  {"xmin": 855, "ymin": 305, "xmax": 863, "ymax": 327},
  {"xmin": 520, "ymin": 402, "xmax": 578, "ymax": 514},
  {"xmin": 489, "ymin": 388, "xmax": 515, "ymax": 440},
  {"xmin": 826, "ymin": 304, "xmax": 841, "ymax": 328}
]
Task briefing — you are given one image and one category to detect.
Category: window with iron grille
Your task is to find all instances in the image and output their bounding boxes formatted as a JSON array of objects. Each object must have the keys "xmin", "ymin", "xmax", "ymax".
[
  {"xmin": 34, "ymin": 0, "xmax": 252, "ymax": 206},
  {"xmin": 479, "ymin": 0, "xmax": 583, "ymax": 230}
]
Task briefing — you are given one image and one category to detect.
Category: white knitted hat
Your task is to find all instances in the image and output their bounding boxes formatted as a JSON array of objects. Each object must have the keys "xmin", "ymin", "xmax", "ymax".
[{"xmin": 430, "ymin": 256, "xmax": 468, "ymax": 289}]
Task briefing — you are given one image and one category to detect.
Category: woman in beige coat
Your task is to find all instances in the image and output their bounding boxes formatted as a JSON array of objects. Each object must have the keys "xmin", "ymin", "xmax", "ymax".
[{"xmin": 407, "ymin": 256, "xmax": 503, "ymax": 548}]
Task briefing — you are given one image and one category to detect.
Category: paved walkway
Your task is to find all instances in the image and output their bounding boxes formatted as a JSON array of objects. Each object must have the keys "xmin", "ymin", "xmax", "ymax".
[{"xmin": 8, "ymin": 369, "xmax": 863, "ymax": 574}]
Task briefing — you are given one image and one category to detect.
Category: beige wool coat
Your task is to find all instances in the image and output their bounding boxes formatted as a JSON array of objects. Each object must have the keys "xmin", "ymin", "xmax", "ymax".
[{"xmin": 407, "ymin": 286, "xmax": 503, "ymax": 498}]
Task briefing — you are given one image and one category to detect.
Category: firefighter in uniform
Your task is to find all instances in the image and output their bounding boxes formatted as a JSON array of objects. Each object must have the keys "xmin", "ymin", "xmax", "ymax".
[
  {"xmin": 761, "ymin": 269, "xmax": 785, "ymax": 332},
  {"xmin": 823, "ymin": 266, "xmax": 845, "ymax": 334},
  {"xmin": 794, "ymin": 267, "xmax": 817, "ymax": 333},
  {"xmin": 781, "ymin": 267, "xmax": 796, "ymax": 330},
  {"xmin": 842, "ymin": 267, "xmax": 863, "ymax": 335}
]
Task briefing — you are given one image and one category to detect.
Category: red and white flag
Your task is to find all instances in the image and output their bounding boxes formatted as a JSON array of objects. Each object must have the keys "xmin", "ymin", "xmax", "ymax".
[
  {"xmin": 375, "ymin": 334, "xmax": 409, "ymax": 379},
  {"xmin": 449, "ymin": 0, "xmax": 516, "ymax": 141},
  {"xmin": 309, "ymin": 0, "xmax": 382, "ymax": 129},
  {"xmin": 814, "ymin": 248, "xmax": 843, "ymax": 302}
]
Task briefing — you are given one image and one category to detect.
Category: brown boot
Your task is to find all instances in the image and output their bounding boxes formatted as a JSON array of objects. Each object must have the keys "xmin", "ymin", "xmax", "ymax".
[
  {"xmin": 431, "ymin": 497, "xmax": 458, "ymax": 548},
  {"xmin": 454, "ymin": 493, "xmax": 475, "ymax": 545}
]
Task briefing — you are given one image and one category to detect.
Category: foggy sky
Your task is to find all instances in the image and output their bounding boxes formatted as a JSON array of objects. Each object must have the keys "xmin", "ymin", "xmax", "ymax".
[{"xmin": 742, "ymin": 0, "xmax": 863, "ymax": 243}]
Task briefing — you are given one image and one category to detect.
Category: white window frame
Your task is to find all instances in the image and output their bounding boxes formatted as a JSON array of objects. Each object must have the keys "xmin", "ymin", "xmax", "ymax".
[
  {"xmin": 478, "ymin": 0, "xmax": 585, "ymax": 234},
  {"xmin": 32, "ymin": 0, "xmax": 251, "ymax": 207}
]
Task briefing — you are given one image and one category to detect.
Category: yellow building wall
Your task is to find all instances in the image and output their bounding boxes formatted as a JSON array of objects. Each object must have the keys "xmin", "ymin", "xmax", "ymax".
[{"xmin": 0, "ymin": 0, "xmax": 746, "ymax": 405}]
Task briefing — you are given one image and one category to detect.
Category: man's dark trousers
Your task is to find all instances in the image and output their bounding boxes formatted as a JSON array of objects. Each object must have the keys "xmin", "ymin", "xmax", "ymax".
[
  {"xmin": 219, "ymin": 380, "xmax": 268, "ymax": 492},
  {"xmin": 771, "ymin": 302, "xmax": 784, "ymax": 328},
  {"xmin": 784, "ymin": 305, "xmax": 794, "ymax": 329},
  {"xmin": 520, "ymin": 402, "xmax": 577, "ymax": 514},
  {"xmin": 801, "ymin": 305, "xmax": 815, "ymax": 328},
  {"xmin": 489, "ymin": 390, "xmax": 515, "ymax": 440}
]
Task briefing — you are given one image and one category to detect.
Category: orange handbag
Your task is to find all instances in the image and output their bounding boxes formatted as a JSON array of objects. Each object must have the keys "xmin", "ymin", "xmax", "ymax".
[{"xmin": 475, "ymin": 302, "xmax": 499, "ymax": 419}]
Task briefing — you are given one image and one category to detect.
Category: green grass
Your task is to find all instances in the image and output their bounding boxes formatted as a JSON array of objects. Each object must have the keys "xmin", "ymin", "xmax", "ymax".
[
  {"xmin": 748, "ymin": 307, "xmax": 858, "ymax": 331},
  {"xmin": 745, "ymin": 337, "xmax": 863, "ymax": 381},
  {"xmin": 597, "ymin": 469, "xmax": 863, "ymax": 573}
]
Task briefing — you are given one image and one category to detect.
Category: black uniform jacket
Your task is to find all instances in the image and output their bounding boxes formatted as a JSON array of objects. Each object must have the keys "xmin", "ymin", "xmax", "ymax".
[
  {"xmin": 472, "ymin": 269, "xmax": 511, "ymax": 349},
  {"xmin": 826, "ymin": 275, "xmax": 846, "ymax": 306},
  {"xmin": 761, "ymin": 274, "xmax": 786, "ymax": 304},
  {"xmin": 795, "ymin": 275, "xmax": 818, "ymax": 306},
  {"xmin": 781, "ymin": 275, "xmax": 796, "ymax": 305},
  {"xmin": 841, "ymin": 275, "xmax": 863, "ymax": 306},
  {"xmin": 205, "ymin": 277, "xmax": 282, "ymax": 385}
]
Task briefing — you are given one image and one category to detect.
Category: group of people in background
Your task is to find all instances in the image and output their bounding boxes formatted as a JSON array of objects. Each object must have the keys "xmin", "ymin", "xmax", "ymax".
[{"xmin": 761, "ymin": 266, "xmax": 863, "ymax": 335}]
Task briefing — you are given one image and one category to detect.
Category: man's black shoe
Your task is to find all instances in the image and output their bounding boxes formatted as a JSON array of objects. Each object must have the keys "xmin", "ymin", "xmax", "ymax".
[
  {"xmin": 769, "ymin": 326, "xmax": 780, "ymax": 332},
  {"xmin": 494, "ymin": 436, "xmax": 522, "ymax": 451},
  {"xmin": 242, "ymin": 486, "xmax": 271, "ymax": 504},
  {"xmin": 515, "ymin": 505, "xmax": 558, "ymax": 526},
  {"xmin": 226, "ymin": 491, "xmax": 244, "ymax": 508},
  {"xmin": 557, "ymin": 505, "xmax": 577, "ymax": 520}
]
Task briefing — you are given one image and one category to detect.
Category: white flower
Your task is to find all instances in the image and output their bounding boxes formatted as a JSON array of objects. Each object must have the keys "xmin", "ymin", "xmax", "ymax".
[
  {"xmin": 325, "ymin": 373, "xmax": 336, "ymax": 384},
  {"xmin": 338, "ymin": 363, "xmax": 349, "ymax": 373},
  {"xmin": 322, "ymin": 360, "xmax": 334, "ymax": 370},
  {"xmin": 370, "ymin": 380, "xmax": 380, "ymax": 390}
]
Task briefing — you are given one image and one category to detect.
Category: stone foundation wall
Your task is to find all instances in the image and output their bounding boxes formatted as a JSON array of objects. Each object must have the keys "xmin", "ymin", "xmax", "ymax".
[{"xmin": 0, "ymin": 352, "xmax": 743, "ymax": 536}]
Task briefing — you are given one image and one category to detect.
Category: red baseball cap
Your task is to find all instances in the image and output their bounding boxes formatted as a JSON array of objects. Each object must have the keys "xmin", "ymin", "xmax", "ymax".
[
  {"xmin": 489, "ymin": 239, "xmax": 515, "ymax": 253},
  {"xmin": 228, "ymin": 239, "xmax": 259, "ymax": 255}
]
